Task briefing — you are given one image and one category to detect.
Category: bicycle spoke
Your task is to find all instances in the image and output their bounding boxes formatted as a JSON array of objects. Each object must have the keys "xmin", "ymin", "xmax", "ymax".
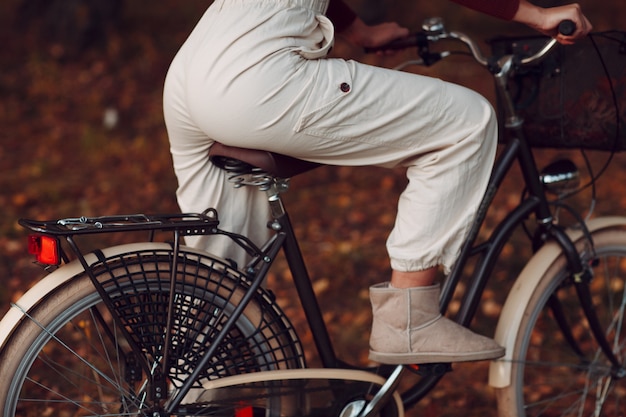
[
  {"xmin": 18, "ymin": 316, "xmax": 147, "ymax": 414},
  {"xmin": 15, "ymin": 304, "xmax": 134, "ymax": 392}
]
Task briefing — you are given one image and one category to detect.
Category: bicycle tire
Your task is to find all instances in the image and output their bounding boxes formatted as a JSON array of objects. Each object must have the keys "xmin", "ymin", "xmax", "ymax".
[
  {"xmin": 0, "ymin": 247, "xmax": 305, "ymax": 416},
  {"xmin": 496, "ymin": 225, "xmax": 626, "ymax": 417}
]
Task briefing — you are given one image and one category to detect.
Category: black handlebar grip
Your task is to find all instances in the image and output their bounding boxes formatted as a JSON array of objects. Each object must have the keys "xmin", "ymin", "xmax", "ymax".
[{"xmin": 558, "ymin": 20, "xmax": 576, "ymax": 36}]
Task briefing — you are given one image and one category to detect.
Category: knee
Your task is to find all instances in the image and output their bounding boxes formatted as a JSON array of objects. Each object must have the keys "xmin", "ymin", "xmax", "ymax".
[
  {"xmin": 447, "ymin": 95, "xmax": 498, "ymax": 175},
  {"xmin": 464, "ymin": 93, "xmax": 498, "ymax": 159},
  {"xmin": 480, "ymin": 102, "xmax": 498, "ymax": 156},
  {"xmin": 470, "ymin": 91, "xmax": 497, "ymax": 139}
]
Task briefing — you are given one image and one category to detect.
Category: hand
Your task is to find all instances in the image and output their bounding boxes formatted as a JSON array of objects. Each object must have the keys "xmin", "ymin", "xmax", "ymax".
[
  {"xmin": 339, "ymin": 18, "xmax": 410, "ymax": 50},
  {"xmin": 513, "ymin": 1, "xmax": 592, "ymax": 45}
]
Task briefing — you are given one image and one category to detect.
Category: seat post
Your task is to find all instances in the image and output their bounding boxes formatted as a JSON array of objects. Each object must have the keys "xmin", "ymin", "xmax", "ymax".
[
  {"xmin": 265, "ymin": 177, "xmax": 340, "ymax": 367},
  {"xmin": 265, "ymin": 178, "xmax": 290, "ymax": 219}
]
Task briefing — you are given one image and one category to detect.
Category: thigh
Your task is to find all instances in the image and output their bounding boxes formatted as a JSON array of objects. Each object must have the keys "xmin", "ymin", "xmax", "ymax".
[{"xmin": 289, "ymin": 60, "xmax": 494, "ymax": 168}]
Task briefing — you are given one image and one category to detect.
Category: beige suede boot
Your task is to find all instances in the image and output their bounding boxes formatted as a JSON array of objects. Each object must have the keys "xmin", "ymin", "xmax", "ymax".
[{"xmin": 369, "ymin": 282, "xmax": 504, "ymax": 364}]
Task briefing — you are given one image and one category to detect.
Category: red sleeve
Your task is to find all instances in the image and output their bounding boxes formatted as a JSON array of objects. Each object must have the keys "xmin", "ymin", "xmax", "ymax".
[
  {"xmin": 451, "ymin": 0, "xmax": 520, "ymax": 20},
  {"xmin": 326, "ymin": 0, "xmax": 358, "ymax": 33}
]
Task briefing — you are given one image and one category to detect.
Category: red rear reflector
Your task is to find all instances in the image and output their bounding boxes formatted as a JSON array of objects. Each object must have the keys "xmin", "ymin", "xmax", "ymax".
[
  {"xmin": 235, "ymin": 406, "xmax": 253, "ymax": 417},
  {"xmin": 28, "ymin": 235, "xmax": 61, "ymax": 265}
]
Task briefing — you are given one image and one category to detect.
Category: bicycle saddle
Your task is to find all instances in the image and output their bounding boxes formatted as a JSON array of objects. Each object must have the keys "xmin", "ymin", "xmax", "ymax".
[{"xmin": 209, "ymin": 142, "xmax": 322, "ymax": 178}]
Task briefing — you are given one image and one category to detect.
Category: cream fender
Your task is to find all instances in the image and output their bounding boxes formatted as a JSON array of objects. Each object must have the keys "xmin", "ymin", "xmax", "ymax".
[{"xmin": 489, "ymin": 216, "xmax": 626, "ymax": 388}]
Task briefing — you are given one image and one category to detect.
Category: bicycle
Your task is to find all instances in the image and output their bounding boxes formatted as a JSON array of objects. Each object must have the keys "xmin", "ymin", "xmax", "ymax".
[{"xmin": 1, "ymin": 17, "xmax": 625, "ymax": 417}]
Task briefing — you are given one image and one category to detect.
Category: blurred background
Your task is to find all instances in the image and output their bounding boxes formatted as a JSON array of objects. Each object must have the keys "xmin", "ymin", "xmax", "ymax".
[{"xmin": 0, "ymin": 1, "xmax": 624, "ymax": 415}]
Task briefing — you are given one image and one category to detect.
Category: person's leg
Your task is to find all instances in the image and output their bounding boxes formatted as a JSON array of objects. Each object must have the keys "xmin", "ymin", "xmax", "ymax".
[
  {"xmin": 262, "ymin": 58, "xmax": 504, "ymax": 363},
  {"xmin": 363, "ymin": 73, "xmax": 503, "ymax": 364},
  {"xmin": 274, "ymin": 58, "xmax": 504, "ymax": 363}
]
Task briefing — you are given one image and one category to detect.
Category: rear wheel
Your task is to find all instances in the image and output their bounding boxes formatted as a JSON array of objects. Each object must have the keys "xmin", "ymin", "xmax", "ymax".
[
  {"xmin": 0, "ymin": 248, "xmax": 305, "ymax": 416},
  {"xmin": 497, "ymin": 227, "xmax": 626, "ymax": 417}
]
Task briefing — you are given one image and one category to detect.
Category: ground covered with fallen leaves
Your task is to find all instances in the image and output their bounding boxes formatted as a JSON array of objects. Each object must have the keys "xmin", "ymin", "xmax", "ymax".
[{"xmin": 1, "ymin": 1, "xmax": 625, "ymax": 416}]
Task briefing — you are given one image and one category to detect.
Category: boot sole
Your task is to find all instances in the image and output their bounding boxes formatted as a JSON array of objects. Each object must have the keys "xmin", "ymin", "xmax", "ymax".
[{"xmin": 368, "ymin": 347, "xmax": 505, "ymax": 365}]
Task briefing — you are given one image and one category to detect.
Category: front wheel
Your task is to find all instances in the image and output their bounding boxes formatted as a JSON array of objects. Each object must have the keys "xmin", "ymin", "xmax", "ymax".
[
  {"xmin": 0, "ymin": 247, "xmax": 305, "ymax": 416},
  {"xmin": 497, "ymin": 226, "xmax": 626, "ymax": 417}
]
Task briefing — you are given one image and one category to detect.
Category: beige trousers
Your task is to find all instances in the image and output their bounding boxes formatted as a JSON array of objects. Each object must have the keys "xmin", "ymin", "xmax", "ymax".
[{"xmin": 163, "ymin": 0, "xmax": 497, "ymax": 273}]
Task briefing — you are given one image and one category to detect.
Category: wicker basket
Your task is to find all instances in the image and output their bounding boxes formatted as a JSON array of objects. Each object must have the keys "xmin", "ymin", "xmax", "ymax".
[{"xmin": 490, "ymin": 31, "xmax": 626, "ymax": 151}]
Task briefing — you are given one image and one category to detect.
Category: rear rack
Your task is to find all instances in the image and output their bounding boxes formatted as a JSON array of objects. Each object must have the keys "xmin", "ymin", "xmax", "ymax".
[
  {"xmin": 20, "ymin": 209, "xmax": 266, "ymax": 264},
  {"xmin": 19, "ymin": 210, "xmax": 220, "ymax": 237}
]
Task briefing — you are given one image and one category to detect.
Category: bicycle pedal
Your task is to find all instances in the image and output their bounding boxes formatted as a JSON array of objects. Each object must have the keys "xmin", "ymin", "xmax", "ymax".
[{"xmin": 408, "ymin": 362, "xmax": 452, "ymax": 376}]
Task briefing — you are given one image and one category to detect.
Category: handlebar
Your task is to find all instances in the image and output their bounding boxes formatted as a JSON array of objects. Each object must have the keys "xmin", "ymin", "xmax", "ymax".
[
  {"xmin": 366, "ymin": 18, "xmax": 575, "ymax": 72},
  {"xmin": 558, "ymin": 20, "xmax": 576, "ymax": 36}
]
